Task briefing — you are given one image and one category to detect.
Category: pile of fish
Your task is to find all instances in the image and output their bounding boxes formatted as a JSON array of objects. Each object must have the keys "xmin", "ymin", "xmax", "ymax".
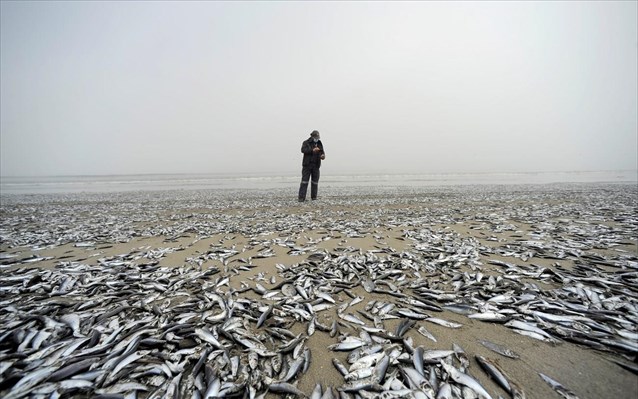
[
  {"xmin": 1, "ymin": 183, "xmax": 636, "ymax": 398},
  {"xmin": 0, "ymin": 254, "xmax": 534, "ymax": 399}
]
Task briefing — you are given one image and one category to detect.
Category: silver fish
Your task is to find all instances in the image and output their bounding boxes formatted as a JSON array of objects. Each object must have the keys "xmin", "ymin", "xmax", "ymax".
[
  {"xmin": 539, "ymin": 373, "xmax": 580, "ymax": 399},
  {"xmin": 441, "ymin": 362, "xmax": 493, "ymax": 399},
  {"xmin": 426, "ymin": 317, "xmax": 463, "ymax": 329},
  {"xmin": 478, "ymin": 340, "xmax": 520, "ymax": 359},
  {"xmin": 476, "ymin": 355, "xmax": 525, "ymax": 399}
]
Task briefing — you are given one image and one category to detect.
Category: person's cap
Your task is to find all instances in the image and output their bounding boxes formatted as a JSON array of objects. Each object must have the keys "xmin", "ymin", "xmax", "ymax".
[{"xmin": 311, "ymin": 130, "xmax": 320, "ymax": 138}]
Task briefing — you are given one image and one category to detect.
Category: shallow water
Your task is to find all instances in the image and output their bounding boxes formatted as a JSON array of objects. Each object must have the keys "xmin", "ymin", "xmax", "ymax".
[{"xmin": 1, "ymin": 170, "xmax": 636, "ymax": 194}]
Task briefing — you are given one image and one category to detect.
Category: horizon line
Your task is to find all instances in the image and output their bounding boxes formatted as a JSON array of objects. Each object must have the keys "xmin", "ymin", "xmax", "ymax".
[{"xmin": 1, "ymin": 169, "xmax": 636, "ymax": 180}]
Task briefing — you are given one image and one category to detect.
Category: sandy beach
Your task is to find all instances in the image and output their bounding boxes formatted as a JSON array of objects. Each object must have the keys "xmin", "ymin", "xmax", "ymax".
[{"xmin": 1, "ymin": 183, "xmax": 637, "ymax": 399}]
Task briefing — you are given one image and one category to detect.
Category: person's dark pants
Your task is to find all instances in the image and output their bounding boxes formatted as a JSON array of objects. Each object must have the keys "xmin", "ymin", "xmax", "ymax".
[{"xmin": 298, "ymin": 164, "xmax": 320, "ymax": 201}]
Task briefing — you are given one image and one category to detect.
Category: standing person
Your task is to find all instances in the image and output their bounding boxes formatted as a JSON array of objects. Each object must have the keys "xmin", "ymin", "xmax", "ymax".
[{"xmin": 298, "ymin": 130, "xmax": 325, "ymax": 202}]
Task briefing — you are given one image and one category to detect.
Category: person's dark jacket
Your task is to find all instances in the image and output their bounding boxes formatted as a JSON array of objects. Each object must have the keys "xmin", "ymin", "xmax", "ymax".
[{"xmin": 301, "ymin": 138, "xmax": 325, "ymax": 167}]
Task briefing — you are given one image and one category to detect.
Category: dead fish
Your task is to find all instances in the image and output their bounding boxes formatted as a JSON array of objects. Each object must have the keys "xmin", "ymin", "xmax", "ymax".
[
  {"xmin": 194, "ymin": 328, "xmax": 224, "ymax": 349},
  {"xmin": 468, "ymin": 312, "xmax": 509, "ymax": 323},
  {"xmin": 436, "ymin": 382, "xmax": 453, "ymax": 399},
  {"xmin": 328, "ymin": 336, "xmax": 368, "ymax": 351},
  {"xmin": 310, "ymin": 383, "xmax": 323, "ymax": 399},
  {"xmin": 316, "ymin": 292, "xmax": 336, "ymax": 304},
  {"xmin": 344, "ymin": 367, "xmax": 374, "ymax": 382},
  {"xmin": 332, "ymin": 358, "xmax": 349, "ymax": 377},
  {"xmin": 339, "ymin": 313, "xmax": 366, "ymax": 326},
  {"xmin": 59, "ymin": 314, "xmax": 84, "ymax": 337},
  {"xmin": 442, "ymin": 362, "xmax": 493, "ymax": 399},
  {"xmin": 307, "ymin": 316, "xmax": 316, "ymax": 336},
  {"xmin": 396, "ymin": 308, "xmax": 429, "ymax": 320},
  {"xmin": 48, "ymin": 358, "xmax": 97, "ymax": 382},
  {"xmin": 478, "ymin": 340, "xmax": 520, "ymax": 359},
  {"xmin": 339, "ymin": 378, "xmax": 384, "ymax": 393},
  {"xmin": 295, "ymin": 285, "xmax": 309, "ymax": 300},
  {"xmin": 281, "ymin": 355, "xmax": 305, "ymax": 382},
  {"xmin": 441, "ymin": 303, "xmax": 478, "ymax": 315},
  {"xmin": 400, "ymin": 366, "xmax": 435, "ymax": 397},
  {"xmin": 423, "ymin": 350, "xmax": 455, "ymax": 362},
  {"xmin": 476, "ymin": 355, "xmax": 526, "ymax": 398},
  {"xmin": 349, "ymin": 296, "xmax": 365, "ymax": 307},
  {"xmin": 413, "ymin": 346, "xmax": 426, "ymax": 375},
  {"xmin": 538, "ymin": 372, "xmax": 580, "ymax": 399},
  {"xmin": 257, "ymin": 304, "xmax": 274, "ymax": 328},
  {"xmin": 426, "ymin": 317, "xmax": 463, "ymax": 329},
  {"xmin": 3, "ymin": 185, "xmax": 636, "ymax": 399},
  {"xmin": 3, "ymin": 366, "xmax": 57, "ymax": 399},
  {"xmin": 281, "ymin": 284, "xmax": 298, "ymax": 297},
  {"xmin": 94, "ymin": 381, "xmax": 149, "ymax": 395},
  {"xmin": 416, "ymin": 326, "xmax": 437, "ymax": 342},
  {"xmin": 254, "ymin": 283, "xmax": 268, "ymax": 295},
  {"xmin": 268, "ymin": 381, "xmax": 307, "ymax": 397},
  {"xmin": 279, "ymin": 334, "xmax": 305, "ymax": 353},
  {"xmin": 505, "ymin": 320, "xmax": 556, "ymax": 342},
  {"xmin": 362, "ymin": 278, "xmax": 376, "ymax": 293}
]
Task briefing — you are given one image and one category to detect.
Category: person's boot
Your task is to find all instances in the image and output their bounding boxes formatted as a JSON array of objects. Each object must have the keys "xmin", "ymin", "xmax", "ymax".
[{"xmin": 298, "ymin": 182, "xmax": 309, "ymax": 201}]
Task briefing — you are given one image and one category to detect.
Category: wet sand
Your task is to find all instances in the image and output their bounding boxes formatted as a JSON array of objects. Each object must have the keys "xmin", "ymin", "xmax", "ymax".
[{"xmin": 1, "ymin": 184, "xmax": 637, "ymax": 398}]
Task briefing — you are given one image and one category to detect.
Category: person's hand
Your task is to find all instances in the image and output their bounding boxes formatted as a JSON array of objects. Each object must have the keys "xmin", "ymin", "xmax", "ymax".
[
  {"xmin": 321, "ymin": 154, "xmax": 325, "ymax": 160},
  {"xmin": 313, "ymin": 147, "xmax": 321, "ymax": 153}
]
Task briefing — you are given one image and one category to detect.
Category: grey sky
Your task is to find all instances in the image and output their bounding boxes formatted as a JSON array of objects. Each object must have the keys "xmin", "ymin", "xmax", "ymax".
[{"xmin": 1, "ymin": 1, "xmax": 636, "ymax": 177}]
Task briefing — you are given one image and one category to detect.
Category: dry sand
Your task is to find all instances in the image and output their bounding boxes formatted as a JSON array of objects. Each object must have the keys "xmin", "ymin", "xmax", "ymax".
[{"xmin": 1, "ymin": 184, "xmax": 637, "ymax": 398}]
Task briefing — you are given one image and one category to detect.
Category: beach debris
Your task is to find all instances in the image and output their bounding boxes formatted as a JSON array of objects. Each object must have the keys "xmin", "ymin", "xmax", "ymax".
[
  {"xmin": 539, "ymin": 372, "xmax": 581, "ymax": 399},
  {"xmin": 0, "ymin": 184, "xmax": 636, "ymax": 398},
  {"xmin": 478, "ymin": 340, "xmax": 520, "ymax": 359}
]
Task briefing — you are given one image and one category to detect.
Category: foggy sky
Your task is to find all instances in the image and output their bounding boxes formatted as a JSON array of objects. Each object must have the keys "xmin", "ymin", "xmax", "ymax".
[{"xmin": 1, "ymin": 1, "xmax": 636, "ymax": 177}]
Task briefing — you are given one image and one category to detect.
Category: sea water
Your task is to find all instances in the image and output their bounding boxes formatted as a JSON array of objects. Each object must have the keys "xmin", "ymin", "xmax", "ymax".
[{"xmin": 1, "ymin": 170, "xmax": 636, "ymax": 195}]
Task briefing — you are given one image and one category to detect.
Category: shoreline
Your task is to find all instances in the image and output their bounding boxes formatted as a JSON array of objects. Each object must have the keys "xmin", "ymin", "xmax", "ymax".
[{"xmin": 1, "ymin": 170, "xmax": 636, "ymax": 195}]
